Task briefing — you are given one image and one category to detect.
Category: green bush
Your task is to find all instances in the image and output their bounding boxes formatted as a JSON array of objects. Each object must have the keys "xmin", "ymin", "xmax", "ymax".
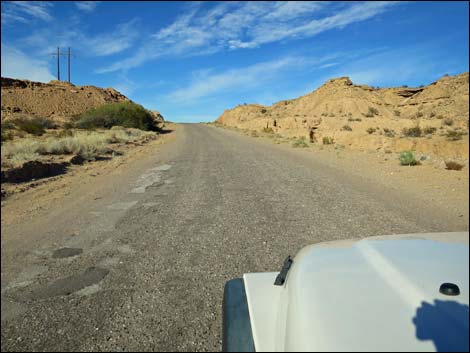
[
  {"xmin": 322, "ymin": 136, "xmax": 334, "ymax": 145},
  {"xmin": 10, "ymin": 116, "xmax": 56, "ymax": 136},
  {"xmin": 74, "ymin": 102, "xmax": 158, "ymax": 131},
  {"xmin": 399, "ymin": 151, "xmax": 418, "ymax": 166}
]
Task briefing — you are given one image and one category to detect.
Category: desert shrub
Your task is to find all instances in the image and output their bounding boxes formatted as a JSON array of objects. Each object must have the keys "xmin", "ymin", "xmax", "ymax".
[
  {"xmin": 341, "ymin": 125, "xmax": 352, "ymax": 131},
  {"xmin": 399, "ymin": 151, "xmax": 418, "ymax": 166},
  {"xmin": 402, "ymin": 126, "xmax": 422, "ymax": 137},
  {"xmin": 1, "ymin": 138, "xmax": 41, "ymax": 160},
  {"xmin": 1, "ymin": 129, "xmax": 156, "ymax": 164},
  {"xmin": 416, "ymin": 111, "xmax": 424, "ymax": 118},
  {"xmin": 63, "ymin": 121, "xmax": 74, "ymax": 130},
  {"xmin": 1, "ymin": 129, "xmax": 14, "ymax": 143},
  {"xmin": 423, "ymin": 126, "xmax": 437, "ymax": 134},
  {"xmin": 436, "ymin": 115, "xmax": 444, "ymax": 120},
  {"xmin": 429, "ymin": 111, "xmax": 435, "ymax": 118},
  {"xmin": 322, "ymin": 136, "xmax": 334, "ymax": 145},
  {"xmin": 365, "ymin": 107, "xmax": 379, "ymax": 117},
  {"xmin": 261, "ymin": 109, "xmax": 267, "ymax": 114},
  {"xmin": 383, "ymin": 128, "xmax": 395, "ymax": 137},
  {"xmin": 74, "ymin": 102, "xmax": 158, "ymax": 131},
  {"xmin": 445, "ymin": 161, "xmax": 464, "ymax": 171},
  {"xmin": 445, "ymin": 130, "xmax": 466, "ymax": 141},
  {"xmin": 443, "ymin": 118, "xmax": 454, "ymax": 126},
  {"xmin": 251, "ymin": 131, "xmax": 258, "ymax": 137},
  {"xmin": 292, "ymin": 137, "xmax": 309, "ymax": 148},
  {"xmin": 348, "ymin": 117, "xmax": 362, "ymax": 122},
  {"xmin": 366, "ymin": 127, "xmax": 376, "ymax": 134},
  {"xmin": 1, "ymin": 122, "xmax": 16, "ymax": 142},
  {"xmin": 393, "ymin": 110, "xmax": 401, "ymax": 117},
  {"xmin": 329, "ymin": 113, "xmax": 335, "ymax": 117},
  {"xmin": 10, "ymin": 116, "xmax": 56, "ymax": 136},
  {"xmin": 54, "ymin": 129, "xmax": 74, "ymax": 138},
  {"xmin": 263, "ymin": 127, "xmax": 274, "ymax": 133}
]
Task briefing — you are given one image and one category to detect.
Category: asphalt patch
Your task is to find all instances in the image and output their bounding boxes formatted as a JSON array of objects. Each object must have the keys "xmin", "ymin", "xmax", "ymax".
[
  {"xmin": 29, "ymin": 267, "xmax": 109, "ymax": 299},
  {"xmin": 52, "ymin": 247, "xmax": 83, "ymax": 259}
]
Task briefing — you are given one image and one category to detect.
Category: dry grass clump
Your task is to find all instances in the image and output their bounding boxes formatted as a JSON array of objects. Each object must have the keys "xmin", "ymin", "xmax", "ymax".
[
  {"xmin": 423, "ymin": 126, "xmax": 437, "ymax": 134},
  {"xmin": 292, "ymin": 136, "xmax": 309, "ymax": 148},
  {"xmin": 445, "ymin": 161, "xmax": 464, "ymax": 171},
  {"xmin": 383, "ymin": 128, "xmax": 395, "ymax": 137},
  {"xmin": 263, "ymin": 127, "xmax": 274, "ymax": 133},
  {"xmin": 1, "ymin": 128, "xmax": 157, "ymax": 167},
  {"xmin": 402, "ymin": 126, "xmax": 422, "ymax": 137},
  {"xmin": 445, "ymin": 130, "xmax": 466, "ymax": 141},
  {"xmin": 322, "ymin": 136, "xmax": 334, "ymax": 145},
  {"xmin": 341, "ymin": 125, "xmax": 352, "ymax": 131},
  {"xmin": 364, "ymin": 107, "xmax": 379, "ymax": 117}
]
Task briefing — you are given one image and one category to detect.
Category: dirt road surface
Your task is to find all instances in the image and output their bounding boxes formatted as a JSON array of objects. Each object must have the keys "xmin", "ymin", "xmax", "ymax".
[{"xmin": 1, "ymin": 124, "xmax": 468, "ymax": 351}]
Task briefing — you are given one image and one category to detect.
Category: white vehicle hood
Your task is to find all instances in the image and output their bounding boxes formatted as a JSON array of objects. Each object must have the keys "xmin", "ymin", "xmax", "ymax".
[{"xmin": 244, "ymin": 232, "xmax": 469, "ymax": 352}]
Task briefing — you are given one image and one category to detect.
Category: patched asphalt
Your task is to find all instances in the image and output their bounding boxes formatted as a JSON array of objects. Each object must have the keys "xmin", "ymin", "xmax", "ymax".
[{"xmin": 1, "ymin": 124, "xmax": 462, "ymax": 351}]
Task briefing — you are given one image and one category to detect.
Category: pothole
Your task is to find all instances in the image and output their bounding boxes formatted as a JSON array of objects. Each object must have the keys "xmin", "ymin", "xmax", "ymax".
[
  {"xmin": 52, "ymin": 247, "xmax": 83, "ymax": 259},
  {"xmin": 29, "ymin": 267, "xmax": 109, "ymax": 299}
]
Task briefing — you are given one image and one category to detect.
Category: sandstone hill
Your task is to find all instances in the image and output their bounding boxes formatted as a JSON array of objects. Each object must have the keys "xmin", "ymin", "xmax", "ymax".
[
  {"xmin": 1, "ymin": 77, "xmax": 164, "ymax": 126},
  {"xmin": 216, "ymin": 72, "xmax": 469, "ymax": 159}
]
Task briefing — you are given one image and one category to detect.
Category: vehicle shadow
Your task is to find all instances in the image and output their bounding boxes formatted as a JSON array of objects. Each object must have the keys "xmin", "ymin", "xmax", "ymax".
[{"xmin": 413, "ymin": 299, "xmax": 469, "ymax": 352}]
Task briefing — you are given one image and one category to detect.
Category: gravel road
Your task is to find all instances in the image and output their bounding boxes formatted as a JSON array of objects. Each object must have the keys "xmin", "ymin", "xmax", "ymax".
[{"xmin": 1, "ymin": 124, "xmax": 466, "ymax": 351}]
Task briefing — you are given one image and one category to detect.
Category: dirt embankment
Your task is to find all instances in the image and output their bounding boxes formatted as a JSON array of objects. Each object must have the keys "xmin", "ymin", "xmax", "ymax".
[
  {"xmin": 216, "ymin": 72, "xmax": 469, "ymax": 161},
  {"xmin": 1, "ymin": 77, "xmax": 168, "ymax": 197},
  {"xmin": 1, "ymin": 77, "xmax": 164, "ymax": 126}
]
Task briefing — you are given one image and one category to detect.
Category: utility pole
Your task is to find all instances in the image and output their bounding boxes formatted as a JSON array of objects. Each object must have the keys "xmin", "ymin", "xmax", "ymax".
[
  {"xmin": 50, "ymin": 47, "xmax": 74, "ymax": 82},
  {"xmin": 68, "ymin": 47, "xmax": 70, "ymax": 83},
  {"xmin": 50, "ymin": 47, "xmax": 61, "ymax": 81}
]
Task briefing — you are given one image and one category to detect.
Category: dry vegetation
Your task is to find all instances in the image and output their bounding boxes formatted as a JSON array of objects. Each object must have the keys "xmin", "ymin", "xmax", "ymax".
[{"xmin": 1, "ymin": 80, "xmax": 166, "ymax": 191}]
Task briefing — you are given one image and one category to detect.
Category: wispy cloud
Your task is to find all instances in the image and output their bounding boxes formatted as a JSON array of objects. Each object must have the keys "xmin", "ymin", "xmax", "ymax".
[
  {"xmin": 98, "ymin": 1, "xmax": 399, "ymax": 73},
  {"xmin": 75, "ymin": 1, "xmax": 101, "ymax": 12},
  {"xmin": 1, "ymin": 1, "xmax": 53, "ymax": 24},
  {"xmin": 163, "ymin": 54, "xmax": 338, "ymax": 104},
  {"xmin": 20, "ymin": 18, "xmax": 140, "ymax": 57},
  {"xmin": 1, "ymin": 42, "xmax": 55, "ymax": 82}
]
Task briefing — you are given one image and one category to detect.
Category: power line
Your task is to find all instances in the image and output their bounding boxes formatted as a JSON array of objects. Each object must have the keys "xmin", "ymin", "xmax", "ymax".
[{"xmin": 50, "ymin": 47, "xmax": 75, "ymax": 83}]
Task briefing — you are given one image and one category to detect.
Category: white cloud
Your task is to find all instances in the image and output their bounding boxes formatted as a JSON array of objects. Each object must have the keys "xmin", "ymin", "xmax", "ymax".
[
  {"xmin": 20, "ymin": 19, "xmax": 140, "ymax": 58},
  {"xmin": 75, "ymin": 1, "xmax": 101, "ymax": 12},
  {"xmin": 1, "ymin": 1, "xmax": 53, "ymax": 24},
  {"xmin": 163, "ymin": 54, "xmax": 338, "ymax": 104},
  {"xmin": 1, "ymin": 43, "xmax": 55, "ymax": 82},
  {"xmin": 98, "ymin": 1, "xmax": 399, "ymax": 73},
  {"xmin": 86, "ymin": 19, "xmax": 140, "ymax": 56}
]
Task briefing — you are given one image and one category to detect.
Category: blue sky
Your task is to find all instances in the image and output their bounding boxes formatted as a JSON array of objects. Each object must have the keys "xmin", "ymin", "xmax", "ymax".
[{"xmin": 1, "ymin": 1, "xmax": 469, "ymax": 122}]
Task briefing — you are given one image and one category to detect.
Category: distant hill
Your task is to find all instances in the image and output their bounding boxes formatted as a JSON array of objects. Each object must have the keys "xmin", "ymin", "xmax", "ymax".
[
  {"xmin": 216, "ymin": 72, "xmax": 469, "ymax": 159},
  {"xmin": 1, "ymin": 77, "xmax": 164, "ymax": 126}
]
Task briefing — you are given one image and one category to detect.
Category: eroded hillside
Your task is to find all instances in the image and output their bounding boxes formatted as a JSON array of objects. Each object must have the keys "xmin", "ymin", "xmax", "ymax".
[
  {"xmin": 1, "ymin": 77, "xmax": 164, "ymax": 126},
  {"xmin": 216, "ymin": 73, "xmax": 469, "ymax": 159}
]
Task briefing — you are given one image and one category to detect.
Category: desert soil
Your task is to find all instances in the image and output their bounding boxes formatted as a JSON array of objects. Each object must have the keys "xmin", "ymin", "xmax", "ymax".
[{"xmin": 1, "ymin": 123, "xmax": 468, "ymax": 351}]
